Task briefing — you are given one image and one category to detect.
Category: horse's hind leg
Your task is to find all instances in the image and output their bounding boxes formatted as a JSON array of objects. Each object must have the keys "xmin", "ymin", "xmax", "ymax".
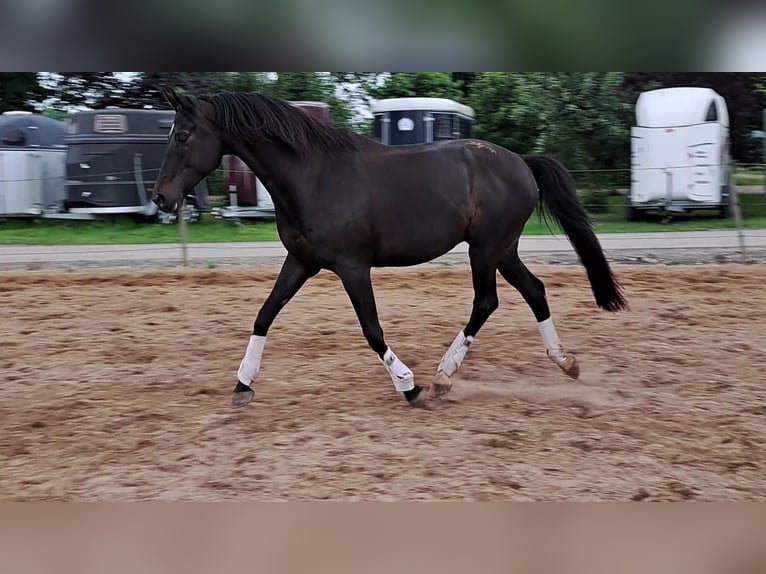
[
  {"xmin": 431, "ymin": 245, "xmax": 500, "ymax": 398},
  {"xmin": 497, "ymin": 250, "xmax": 580, "ymax": 379}
]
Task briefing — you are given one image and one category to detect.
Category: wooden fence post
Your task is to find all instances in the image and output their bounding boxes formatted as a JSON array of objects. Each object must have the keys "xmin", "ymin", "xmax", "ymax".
[
  {"xmin": 178, "ymin": 198, "xmax": 189, "ymax": 267},
  {"xmin": 731, "ymin": 184, "xmax": 747, "ymax": 264}
]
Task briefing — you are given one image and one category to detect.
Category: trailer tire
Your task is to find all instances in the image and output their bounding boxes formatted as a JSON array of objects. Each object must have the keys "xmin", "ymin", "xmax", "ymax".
[
  {"xmin": 718, "ymin": 185, "xmax": 734, "ymax": 219},
  {"xmin": 181, "ymin": 197, "xmax": 201, "ymax": 224}
]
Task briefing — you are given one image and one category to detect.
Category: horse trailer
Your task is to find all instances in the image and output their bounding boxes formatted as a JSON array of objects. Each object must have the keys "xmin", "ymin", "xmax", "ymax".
[
  {"xmin": 370, "ymin": 97, "xmax": 475, "ymax": 146},
  {"xmin": 215, "ymin": 101, "xmax": 332, "ymax": 221},
  {"xmin": 0, "ymin": 111, "xmax": 68, "ymax": 218},
  {"xmin": 64, "ymin": 108, "xmax": 210, "ymax": 223},
  {"xmin": 628, "ymin": 87, "xmax": 733, "ymax": 220}
]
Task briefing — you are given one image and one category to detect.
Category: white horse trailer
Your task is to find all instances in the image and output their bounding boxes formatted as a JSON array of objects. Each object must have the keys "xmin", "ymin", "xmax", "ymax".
[
  {"xmin": 0, "ymin": 111, "xmax": 68, "ymax": 218},
  {"xmin": 628, "ymin": 87, "xmax": 733, "ymax": 220}
]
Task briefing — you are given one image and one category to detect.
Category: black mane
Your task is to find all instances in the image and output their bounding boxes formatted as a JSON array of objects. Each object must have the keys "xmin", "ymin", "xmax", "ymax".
[{"xmin": 200, "ymin": 91, "xmax": 360, "ymax": 157}]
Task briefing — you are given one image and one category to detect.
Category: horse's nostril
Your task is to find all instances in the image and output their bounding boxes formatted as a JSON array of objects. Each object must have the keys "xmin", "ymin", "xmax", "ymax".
[{"xmin": 153, "ymin": 193, "xmax": 166, "ymax": 207}]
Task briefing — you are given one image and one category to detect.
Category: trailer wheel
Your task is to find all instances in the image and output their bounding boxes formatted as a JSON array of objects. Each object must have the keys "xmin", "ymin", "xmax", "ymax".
[
  {"xmin": 625, "ymin": 195, "xmax": 641, "ymax": 222},
  {"xmin": 155, "ymin": 197, "xmax": 201, "ymax": 225},
  {"xmin": 181, "ymin": 198, "xmax": 201, "ymax": 224},
  {"xmin": 718, "ymin": 185, "xmax": 734, "ymax": 219}
]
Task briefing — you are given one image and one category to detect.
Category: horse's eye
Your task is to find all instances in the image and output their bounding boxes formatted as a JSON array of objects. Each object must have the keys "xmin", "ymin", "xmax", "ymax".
[{"xmin": 176, "ymin": 131, "xmax": 189, "ymax": 143}]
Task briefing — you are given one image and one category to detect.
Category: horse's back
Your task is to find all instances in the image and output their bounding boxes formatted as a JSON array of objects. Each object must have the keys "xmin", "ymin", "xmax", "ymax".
[
  {"xmin": 381, "ymin": 138, "xmax": 534, "ymax": 182},
  {"xmin": 364, "ymin": 137, "xmax": 537, "ymax": 211}
]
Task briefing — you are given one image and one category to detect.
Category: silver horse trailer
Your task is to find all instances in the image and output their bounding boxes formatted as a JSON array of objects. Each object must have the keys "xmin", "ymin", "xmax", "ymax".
[{"xmin": 0, "ymin": 111, "xmax": 68, "ymax": 218}]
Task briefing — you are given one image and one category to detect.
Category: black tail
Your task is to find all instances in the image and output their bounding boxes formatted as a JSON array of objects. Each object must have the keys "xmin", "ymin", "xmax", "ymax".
[{"xmin": 522, "ymin": 154, "xmax": 628, "ymax": 312}]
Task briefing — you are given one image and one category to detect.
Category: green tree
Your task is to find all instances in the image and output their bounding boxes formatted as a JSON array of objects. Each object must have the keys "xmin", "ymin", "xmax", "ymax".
[
  {"xmin": 270, "ymin": 72, "xmax": 354, "ymax": 128},
  {"xmin": 468, "ymin": 72, "xmax": 633, "ymax": 211},
  {"xmin": 468, "ymin": 72, "xmax": 541, "ymax": 155},
  {"xmin": 535, "ymin": 73, "xmax": 634, "ymax": 204},
  {"xmin": 534, "ymin": 73, "xmax": 633, "ymax": 173},
  {"xmin": 470, "ymin": 72, "xmax": 632, "ymax": 172},
  {"xmin": 120, "ymin": 72, "xmax": 221, "ymax": 109},
  {"xmin": 452, "ymin": 73, "xmax": 478, "ymax": 99},
  {"xmin": 42, "ymin": 72, "xmax": 229, "ymax": 111},
  {"xmin": 0, "ymin": 73, "xmax": 47, "ymax": 113},
  {"xmin": 370, "ymin": 73, "xmax": 464, "ymax": 101},
  {"xmin": 41, "ymin": 109, "xmax": 70, "ymax": 121},
  {"xmin": 41, "ymin": 72, "xmax": 127, "ymax": 109},
  {"xmin": 214, "ymin": 72, "xmax": 271, "ymax": 94}
]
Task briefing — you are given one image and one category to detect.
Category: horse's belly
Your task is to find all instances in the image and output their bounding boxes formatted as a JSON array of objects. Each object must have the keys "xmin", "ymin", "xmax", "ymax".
[
  {"xmin": 373, "ymin": 247, "xmax": 457, "ymax": 267},
  {"xmin": 370, "ymin": 185, "xmax": 468, "ymax": 265},
  {"xmin": 372, "ymin": 218, "xmax": 465, "ymax": 267}
]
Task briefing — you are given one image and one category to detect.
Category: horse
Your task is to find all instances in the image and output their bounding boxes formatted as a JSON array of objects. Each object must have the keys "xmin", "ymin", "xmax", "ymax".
[{"xmin": 153, "ymin": 86, "xmax": 628, "ymax": 410}]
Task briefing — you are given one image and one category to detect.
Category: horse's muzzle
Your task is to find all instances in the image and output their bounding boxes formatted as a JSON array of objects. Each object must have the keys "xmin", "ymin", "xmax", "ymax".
[{"xmin": 152, "ymin": 193, "xmax": 179, "ymax": 213}]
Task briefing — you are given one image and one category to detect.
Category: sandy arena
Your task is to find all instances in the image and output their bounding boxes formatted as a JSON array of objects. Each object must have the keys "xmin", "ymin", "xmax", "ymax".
[{"xmin": 1, "ymin": 263, "xmax": 765, "ymax": 501}]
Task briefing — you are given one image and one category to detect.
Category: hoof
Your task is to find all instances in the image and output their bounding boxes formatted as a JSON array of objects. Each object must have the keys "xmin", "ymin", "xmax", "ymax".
[
  {"xmin": 232, "ymin": 382, "xmax": 255, "ymax": 408},
  {"xmin": 429, "ymin": 374, "xmax": 453, "ymax": 399},
  {"xmin": 404, "ymin": 385, "xmax": 428, "ymax": 409},
  {"xmin": 232, "ymin": 390, "xmax": 254, "ymax": 408},
  {"xmin": 559, "ymin": 354, "xmax": 580, "ymax": 380}
]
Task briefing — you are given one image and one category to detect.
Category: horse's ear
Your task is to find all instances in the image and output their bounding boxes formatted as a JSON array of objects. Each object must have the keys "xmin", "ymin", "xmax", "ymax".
[
  {"xmin": 160, "ymin": 86, "xmax": 179, "ymax": 109},
  {"xmin": 160, "ymin": 86, "xmax": 196, "ymax": 113}
]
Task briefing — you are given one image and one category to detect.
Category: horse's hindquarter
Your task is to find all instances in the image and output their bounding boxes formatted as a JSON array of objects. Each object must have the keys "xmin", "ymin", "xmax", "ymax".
[
  {"xmin": 364, "ymin": 143, "xmax": 474, "ymax": 266},
  {"xmin": 465, "ymin": 140, "xmax": 540, "ymax": 235}
]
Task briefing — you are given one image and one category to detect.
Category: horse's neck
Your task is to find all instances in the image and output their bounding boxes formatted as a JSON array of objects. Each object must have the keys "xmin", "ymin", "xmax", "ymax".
[{"xmin": 230, "ymin": 142, "xmax": 314, "ymax": 218}]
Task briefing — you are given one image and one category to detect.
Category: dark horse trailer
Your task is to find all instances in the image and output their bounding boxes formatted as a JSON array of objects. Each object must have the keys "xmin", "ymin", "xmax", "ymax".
[
  {"xmin": 64, "ymin": 109, "xmax": 210, "ymax": 222},
  {"xmin": 370, "ymin": 97, "xmax": 475, "ymax": 146}
]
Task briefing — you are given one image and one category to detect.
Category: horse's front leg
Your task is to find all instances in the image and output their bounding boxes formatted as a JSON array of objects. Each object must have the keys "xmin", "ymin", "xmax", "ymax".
[
  {"xmin": 334, "ymin": 262, "xmax": 428, "ymax": 408},
  {"xmin": 232, "ymin": 253, "xmax": 319, "ymax": 408}
]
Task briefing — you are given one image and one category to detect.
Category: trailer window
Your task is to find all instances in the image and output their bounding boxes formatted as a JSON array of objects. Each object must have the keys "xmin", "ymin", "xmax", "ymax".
[
  {"xmin": 94, "ymin": 114, "xmax": 128, "ymax": 134},
  {"xmin": 705, "ymin": 102, "xmax": 718, "ymax": 122},
  {"xmin": 435, "ymin": 115, "xmax": 456, "ymax": 139}
]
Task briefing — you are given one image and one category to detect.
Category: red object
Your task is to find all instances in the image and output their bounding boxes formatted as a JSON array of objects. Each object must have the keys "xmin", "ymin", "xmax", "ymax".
[
  {"xmin": 222, "ymin": 101, "xmax": 331, "ymax": 207},
  {"xmin": 222, "ymin": 155, "xmax": 258, "ymax": 206},
  {"xmin": 291, "ymin": 101, "xmax": 332, "ymax": 124}
]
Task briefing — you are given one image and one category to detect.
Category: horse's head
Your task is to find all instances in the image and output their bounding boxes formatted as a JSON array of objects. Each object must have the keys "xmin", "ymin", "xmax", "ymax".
[{"xmin": 153, "ymin": 87, "xmax": 224, "ymax": 213}]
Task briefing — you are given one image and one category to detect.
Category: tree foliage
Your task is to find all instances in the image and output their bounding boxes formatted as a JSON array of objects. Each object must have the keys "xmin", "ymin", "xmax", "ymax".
[
  {"xmin": 0, "ymin": 73, "xmax": 47, "ymax": 113},
  {"xmin": 119, "ymin": 72, "xmax": 221, "ymax": 109},
  {"xmin": 452, "ymin": 73, "xmax": 478, "ymax": 99},
  {"xmin": 40, "ymin": 73, "xmax": 126, "ymax": 109},
  {"xmin": 33, "ymin": 72, "xmax": 357, "ymax": 128},
  {"xmin": 369, "ymin": 73, "xmax": 464, "ymax": 101},
  {"xmin": 6, "ymin": 72, "xmax": 765, "ymax": 168},
  {"xmin": 468, "ymin": 73, "xmax": 539, "ymax": 156},
  {"xmin": 268, "ymin": 73, "xmax": 354, "ymax": 127},
  {"xmin": 470, "ymin": 72, "xmax": 633, "ymax": 176}
]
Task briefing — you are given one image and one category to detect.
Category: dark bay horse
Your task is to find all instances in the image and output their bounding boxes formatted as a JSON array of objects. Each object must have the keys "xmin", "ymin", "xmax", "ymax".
[{"xmin": 153, "ymin": 87, "xmax": 628, "ymax": 410}]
